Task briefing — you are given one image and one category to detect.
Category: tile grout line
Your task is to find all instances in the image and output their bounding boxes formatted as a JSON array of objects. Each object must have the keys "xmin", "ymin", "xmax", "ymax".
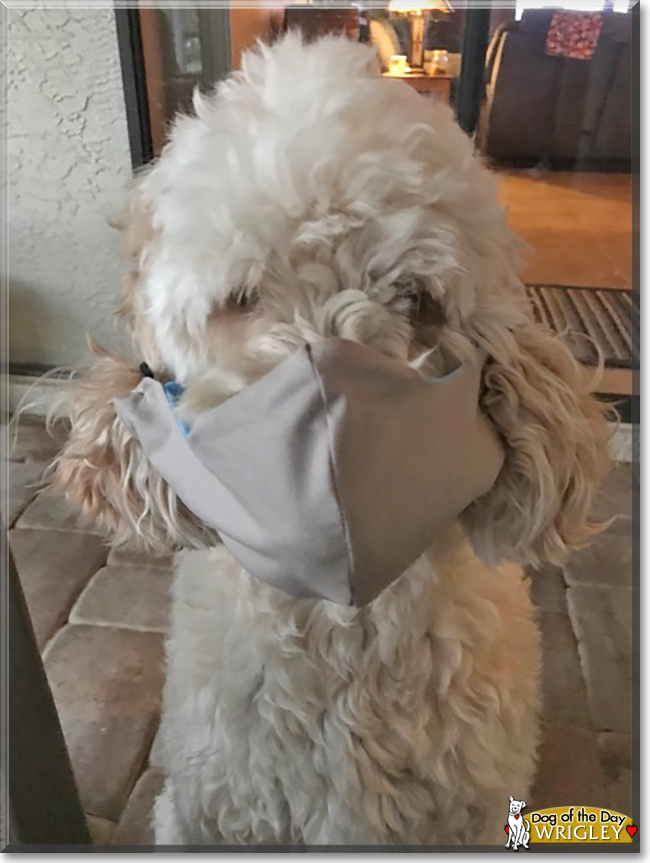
[
  {"xmin": 560, "ymin": 565, "xmax": 596, "ymax": 738},
  {"xmin": 39, "ymin": 556, "xmax": 109, "ymax": 658},
  {"xmin": 563, "ymin": 577, "xmax": 626, "ymax": 738},
  {"xmin": 67, "ymin": 617, "xmax": 169, "ymax": 635}
]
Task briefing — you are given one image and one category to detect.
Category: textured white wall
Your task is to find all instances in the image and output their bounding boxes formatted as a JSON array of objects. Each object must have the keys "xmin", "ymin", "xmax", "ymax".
[{"xmin": 8, "ymin": 7, "xmax": 133, "ymax": 368}]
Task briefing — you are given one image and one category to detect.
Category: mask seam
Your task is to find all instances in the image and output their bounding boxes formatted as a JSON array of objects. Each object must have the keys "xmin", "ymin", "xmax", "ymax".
[{"xmin": 306, "ymin": 344, "xmax": 357, "ymax": 607}]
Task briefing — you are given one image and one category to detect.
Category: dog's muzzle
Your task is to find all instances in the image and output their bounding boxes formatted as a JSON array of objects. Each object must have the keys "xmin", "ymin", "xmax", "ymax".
[{"xmin": 114, "ymin": 339, "xmax": 505, "ymax": 606}]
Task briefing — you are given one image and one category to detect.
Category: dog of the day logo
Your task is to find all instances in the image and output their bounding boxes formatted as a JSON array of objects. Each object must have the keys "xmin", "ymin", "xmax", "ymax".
[{"xmin": 504, "ymin": 797, "xmax": 637, "ymax": 847}]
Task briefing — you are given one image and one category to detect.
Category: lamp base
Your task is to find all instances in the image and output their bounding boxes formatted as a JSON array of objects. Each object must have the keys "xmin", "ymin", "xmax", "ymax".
[{"xmin": 409, "ymin": 13, "xmax": 425, "ymax": 70}]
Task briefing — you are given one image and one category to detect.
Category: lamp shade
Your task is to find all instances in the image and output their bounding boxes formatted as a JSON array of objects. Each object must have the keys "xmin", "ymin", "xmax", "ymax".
[{"xmin": 388, "ymin": 0, "xmax": 452, "ymax": 12}]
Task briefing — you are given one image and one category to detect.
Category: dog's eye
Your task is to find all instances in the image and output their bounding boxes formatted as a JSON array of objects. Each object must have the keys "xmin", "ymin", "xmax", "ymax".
[
  {"xmin": 415, "ymin": 291, "xmax": 446, "ymax": 328},
  {"xmin": 227, "ymin": 288, "xmax": 259, "ymax": 311},
  {"xmin": 393, "ymin": 276, "xmax": 421, "ymax": 309},
  {"xmin": 393, "ymin": 279, "xmax": 446, "ymax": 328}
]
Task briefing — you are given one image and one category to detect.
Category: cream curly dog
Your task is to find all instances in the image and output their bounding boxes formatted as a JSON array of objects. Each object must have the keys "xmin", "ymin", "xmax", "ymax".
[{"xmin": 49, "ymin": 35, "xmax": 611, "ymax": 845}]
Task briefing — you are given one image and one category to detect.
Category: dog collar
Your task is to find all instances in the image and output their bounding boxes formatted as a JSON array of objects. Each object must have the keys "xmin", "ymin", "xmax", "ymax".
[{"xmin": 138, "ymin": 363, "xmax": 190, "ymax": 439}]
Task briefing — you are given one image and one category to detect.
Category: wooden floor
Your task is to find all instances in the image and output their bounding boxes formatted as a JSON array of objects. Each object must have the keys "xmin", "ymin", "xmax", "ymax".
[
  {"xmin": 498, "ymin": 171, "xmax": 634, "ymax": 398},
  {"xmin": 499, "ymin": 171, "xmax": 633, "ymax": 289}
]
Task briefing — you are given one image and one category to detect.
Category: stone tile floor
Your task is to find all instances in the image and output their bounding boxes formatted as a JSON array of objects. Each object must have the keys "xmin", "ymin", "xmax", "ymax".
[{"xmin": 3, "ymin": 414, "xmax": 636, "ymax": 845}]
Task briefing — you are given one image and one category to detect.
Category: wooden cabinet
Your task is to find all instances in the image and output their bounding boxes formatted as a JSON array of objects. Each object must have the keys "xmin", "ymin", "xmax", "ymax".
[{"xmin": 383, "ymin": 73, "xmax": 453, "ymax": 102}]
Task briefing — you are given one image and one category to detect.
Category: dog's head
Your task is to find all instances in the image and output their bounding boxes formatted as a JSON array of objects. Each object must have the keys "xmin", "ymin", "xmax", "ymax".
[
  {"xmin": 50, "ymin": 34, "xmax": 612, "ymax": 563},
  {"xmin": 509, "ymin": 797, "xmax": 526, "ymax": 816}
]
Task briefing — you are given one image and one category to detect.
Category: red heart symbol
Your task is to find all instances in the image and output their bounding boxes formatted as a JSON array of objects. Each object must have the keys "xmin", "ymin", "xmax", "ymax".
[
  {"xmin": 505, "ymin": 826, "xmax": 509, "ymax": 834},
  {"xmin": 515, "ymin": 814, "xmax": 520, "ymax": 819},
  {"xmin": 627, "ymin": 825, "xmax": 637, "ymax": 838}
]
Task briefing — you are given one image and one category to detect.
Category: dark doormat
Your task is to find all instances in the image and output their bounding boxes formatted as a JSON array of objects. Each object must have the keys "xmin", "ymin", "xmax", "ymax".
[{"xmin": 525, "ymin": 284, "xmax": 638, "ymax": 370}]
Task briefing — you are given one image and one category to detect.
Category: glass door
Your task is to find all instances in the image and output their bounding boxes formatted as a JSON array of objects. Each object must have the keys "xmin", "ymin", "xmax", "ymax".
[
  {"xmin": 124, "ymin": 1, "xmax": 636, "ymax": 411},
  {"xmin": 464, "ymin": 1, "xmax": 636, "ymax": 413}
]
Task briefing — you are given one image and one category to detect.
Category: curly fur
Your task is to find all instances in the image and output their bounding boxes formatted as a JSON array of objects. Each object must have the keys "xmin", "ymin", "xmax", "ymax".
[
  {"xmin": 47, "ymin": 34, "xmax": 612, "ymax": 846},
  {"xmin": 46, "ymin": 342, "xmax": 213, "ymax": 552}
]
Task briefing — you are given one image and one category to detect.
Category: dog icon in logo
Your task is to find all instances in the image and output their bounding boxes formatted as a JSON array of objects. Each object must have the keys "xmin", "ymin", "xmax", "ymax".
[{"xmin": 505, "ymin": 796, "xmax": 531, "ymax": 850}]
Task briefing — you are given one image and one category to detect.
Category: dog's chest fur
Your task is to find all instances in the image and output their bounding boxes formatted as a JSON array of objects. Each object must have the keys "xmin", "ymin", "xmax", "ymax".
[{"xmin": 157, "ymin": 531, "xmax": 540, "ymax": 845}]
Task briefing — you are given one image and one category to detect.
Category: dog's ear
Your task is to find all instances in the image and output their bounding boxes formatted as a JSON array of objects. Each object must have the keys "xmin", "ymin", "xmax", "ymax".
[
  {"xmin": 521, "ymin": 801, "xmax": 526, "ymax": 809},
  {"xmin": 460, "ymin": 300, "xmax": 613, "ymax": 568},
  {"xmin": 509, "ymin": 796, "xmax": 514, "ymax": 803},
  {"xmin": 46, "ymin": 343, "xmax": 212, "ymax": 553}
]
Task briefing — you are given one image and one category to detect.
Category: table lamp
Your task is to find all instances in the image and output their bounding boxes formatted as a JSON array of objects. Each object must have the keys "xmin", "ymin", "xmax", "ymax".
[{"xmin": 388, "ymin": 0, "xmax": 452, "ymax": 71}]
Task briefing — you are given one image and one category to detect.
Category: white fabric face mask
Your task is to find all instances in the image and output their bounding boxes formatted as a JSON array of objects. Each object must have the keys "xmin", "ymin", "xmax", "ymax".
[{"xmin": 114, "ymin": 339, "xmax": 504, "ymax": 606}]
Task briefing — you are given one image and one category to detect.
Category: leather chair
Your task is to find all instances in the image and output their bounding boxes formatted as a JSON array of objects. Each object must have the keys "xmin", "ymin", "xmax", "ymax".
[
  {"xmin": 283, "ymin": 5, "xmax": 360, "ymax": 43},
  {"xmin": 479, "ymin": 10, "xmax": 632, "ymax": 165}
]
